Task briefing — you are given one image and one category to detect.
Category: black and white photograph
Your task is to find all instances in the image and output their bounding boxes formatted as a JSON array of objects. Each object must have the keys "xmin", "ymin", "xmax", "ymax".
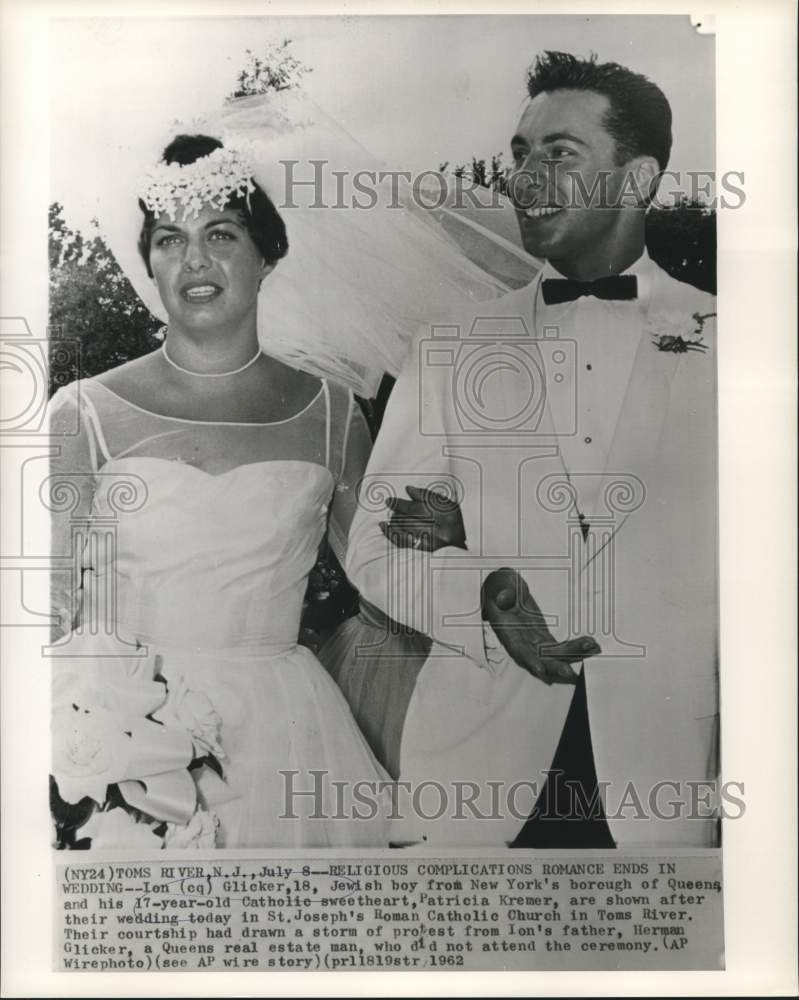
[
  {"xmin": 45, "ymin": 11, "xmax": 723, "ymax": 854},
  {"xmin": 0, "ymin": 1, "xmax": 796, "ymax": 994}
]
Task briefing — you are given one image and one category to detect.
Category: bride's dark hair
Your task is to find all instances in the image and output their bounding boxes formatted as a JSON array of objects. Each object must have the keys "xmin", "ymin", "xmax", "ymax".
[{"xmin": 137, "ymin": 134, "xmax": 288, "ymax": 275}]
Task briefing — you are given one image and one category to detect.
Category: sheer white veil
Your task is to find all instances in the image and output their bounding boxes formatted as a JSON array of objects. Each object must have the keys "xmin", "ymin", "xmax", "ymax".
[{"xmin": 98, "ymin": 90, "xmax": 537, "ymax": 396}]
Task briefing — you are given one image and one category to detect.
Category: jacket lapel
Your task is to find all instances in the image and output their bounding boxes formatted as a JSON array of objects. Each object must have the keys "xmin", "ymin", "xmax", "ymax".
[
  {"xmin": 473, "ymin": 269, "xmax": 684, "ymax": 570},
  {"xmin": 583, "ymin": 270, "xmax": 683, "ymax": 569}
]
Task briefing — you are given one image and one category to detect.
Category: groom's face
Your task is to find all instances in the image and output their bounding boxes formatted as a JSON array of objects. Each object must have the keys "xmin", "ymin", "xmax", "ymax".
[{"xmin": 508, "ymin": 89, "xmax": 637, "ymax": 265}]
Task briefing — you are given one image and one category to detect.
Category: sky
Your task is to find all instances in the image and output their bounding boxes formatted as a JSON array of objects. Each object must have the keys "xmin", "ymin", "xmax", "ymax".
[{"xmin": 50, "ymin": 14, "xmax": 715, "ymax": 233}]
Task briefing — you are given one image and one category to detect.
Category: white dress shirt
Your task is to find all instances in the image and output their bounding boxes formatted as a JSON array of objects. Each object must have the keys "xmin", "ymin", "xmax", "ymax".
[{"xmin": 536, "ymin": 250, "xmax": 658, "ymax": 519}]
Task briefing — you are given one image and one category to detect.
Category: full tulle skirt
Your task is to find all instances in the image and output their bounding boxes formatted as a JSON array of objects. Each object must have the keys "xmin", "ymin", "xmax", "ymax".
[{"xmin": 53, "ymin": 628, "xmax": 392, "ymax": 848}]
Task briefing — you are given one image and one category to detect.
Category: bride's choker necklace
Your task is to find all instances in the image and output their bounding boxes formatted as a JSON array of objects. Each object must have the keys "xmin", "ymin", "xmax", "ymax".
[{"xmin": 161, "ymin": 342, "xmax": 261, "ymax": 377}]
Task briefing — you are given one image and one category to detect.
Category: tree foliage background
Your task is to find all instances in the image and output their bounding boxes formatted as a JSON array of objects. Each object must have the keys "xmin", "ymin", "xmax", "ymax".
[
  {"xmin": 440, "ymin": 152, "xmax": 716, "ymax": 294},
  {"xmin": 48, "ymin": 204, "xmax": 164, "ymax": 397},
  {"xmin": 228, "ymin": 40, "xmax": 312, "ymax": 100}
]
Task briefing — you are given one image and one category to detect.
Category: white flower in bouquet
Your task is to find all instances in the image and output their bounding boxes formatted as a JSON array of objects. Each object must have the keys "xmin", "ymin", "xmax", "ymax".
[
  {"xmin": 163, "ymin": 808, "xmax": 219, "ymax": 849},
  {"xmin": 52, "ymin": 703, "xmax": 135, "ymax": 805},
  {"xmin": 51, "ymin": 673, "xmax": 196, "ymax": 819},
  {"xmin": 81, "ymin": 807, "xmax": 163, "ymax": 849},
  {"xmin": 53, "ymin": 656, "xmax": 169, "ymax": 723},
  {"xmin": 154, "ymin": 675, "xmax": 225, "ymax": 762}
]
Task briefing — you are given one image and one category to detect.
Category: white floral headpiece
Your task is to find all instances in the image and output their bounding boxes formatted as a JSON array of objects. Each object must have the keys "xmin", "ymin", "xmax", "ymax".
[{"xmin": 139, "ymin": 142, "xmax": 257, "ymax": 220}]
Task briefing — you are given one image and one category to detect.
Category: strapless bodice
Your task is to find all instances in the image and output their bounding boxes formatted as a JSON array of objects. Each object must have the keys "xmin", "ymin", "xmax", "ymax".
[{"xmin": 87, "ymin": 457, "xmax": 334, "ymax": 652}]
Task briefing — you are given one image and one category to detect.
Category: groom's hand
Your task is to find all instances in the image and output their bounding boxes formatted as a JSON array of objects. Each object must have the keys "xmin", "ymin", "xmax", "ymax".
[
  {"xmin": 482, "ymin": 568, "xmax": 601, "ymax": 685},
  {"xmin": 379, "ymin": 485, "xmax": 467, "ymax": 552}
]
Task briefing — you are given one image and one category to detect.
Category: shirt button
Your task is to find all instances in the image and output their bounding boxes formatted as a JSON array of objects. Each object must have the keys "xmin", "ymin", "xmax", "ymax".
[
  {"xmin": 586, "ymin": 364, "xmax": 593, "ymax": 371},
  {"xmin": 584, "ymin": 436, "xmax": 592, "ymax": 444}
]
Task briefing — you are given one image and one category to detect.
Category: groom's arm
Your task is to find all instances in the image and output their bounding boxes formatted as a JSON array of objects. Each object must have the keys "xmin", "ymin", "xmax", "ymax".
[
  {"xmin": 345, "ymin": 333, "xmax": 599, "ymax": 681},
  {"xmin": 345, "ymin": 330, "xmax": 493, "ymax": 667},
  {"xmin": 382, "ymin": 507, "xmax": 600, "ymax": 683}
]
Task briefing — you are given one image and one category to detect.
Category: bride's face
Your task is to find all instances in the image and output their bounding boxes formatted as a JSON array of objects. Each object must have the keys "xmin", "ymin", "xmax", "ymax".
[{"xmin": 149, "ymin": 204, "xmax": 271, "ymax": 331}]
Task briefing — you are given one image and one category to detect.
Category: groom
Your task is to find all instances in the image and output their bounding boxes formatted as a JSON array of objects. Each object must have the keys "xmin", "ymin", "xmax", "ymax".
[{"xmin": 331, "ymin": 51, "xmax": 718, "ymax": 847}]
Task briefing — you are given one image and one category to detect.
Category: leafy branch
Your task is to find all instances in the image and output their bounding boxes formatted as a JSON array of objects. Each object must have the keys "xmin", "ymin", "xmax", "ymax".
[{"xmin": 227, "ymin": 39, "xmax": 312, "ymax": 100}]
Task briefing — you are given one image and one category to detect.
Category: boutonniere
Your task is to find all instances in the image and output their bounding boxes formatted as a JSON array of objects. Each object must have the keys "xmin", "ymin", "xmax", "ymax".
[{"xmin": 648, "ymin": 310, "xmax": 716, "ymax": 354}]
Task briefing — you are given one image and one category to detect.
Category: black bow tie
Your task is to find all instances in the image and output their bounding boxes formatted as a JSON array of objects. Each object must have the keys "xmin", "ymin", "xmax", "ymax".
[{"xmin": 541, "ymin": 274, "xmax": 638, "ymax": 305}]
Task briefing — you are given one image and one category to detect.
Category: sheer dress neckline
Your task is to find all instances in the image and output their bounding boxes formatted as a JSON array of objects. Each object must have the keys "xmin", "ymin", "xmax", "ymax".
[
  {"xmin": 104, "ymin": 454, "xmax": 335, "ymax": 483},
  {"xmin": 89, "ymin": 376, "xmax": 326, "ymax": 427}
]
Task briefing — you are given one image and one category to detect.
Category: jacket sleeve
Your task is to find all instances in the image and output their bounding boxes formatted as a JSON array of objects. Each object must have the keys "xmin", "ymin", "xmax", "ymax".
[{"xmin": 344, "ymin": 332, "xmax": 491, "ymax": 669}]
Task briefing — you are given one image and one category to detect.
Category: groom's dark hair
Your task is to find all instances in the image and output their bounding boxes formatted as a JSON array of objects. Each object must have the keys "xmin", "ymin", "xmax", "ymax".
[{"xmin": 526, "ymin": 51, "xmax": 673, "ymax": 172}]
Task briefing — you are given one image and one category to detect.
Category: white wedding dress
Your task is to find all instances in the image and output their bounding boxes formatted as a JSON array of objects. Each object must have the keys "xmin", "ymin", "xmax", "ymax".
[{"xmin": 49, "ymin": 371, "xmax": 390, "ymax": 847}]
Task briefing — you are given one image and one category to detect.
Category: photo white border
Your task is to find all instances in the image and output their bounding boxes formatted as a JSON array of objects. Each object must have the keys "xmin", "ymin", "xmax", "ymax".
[{"xmin": 1, "ymin": 0, "xmax": 796, "ymax": 996}]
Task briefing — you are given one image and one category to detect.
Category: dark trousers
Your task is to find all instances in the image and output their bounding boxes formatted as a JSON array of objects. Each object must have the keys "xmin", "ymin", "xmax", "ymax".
[{"xmin": 512, "ymin": 671, "xmax": 615, "ymax": 848}]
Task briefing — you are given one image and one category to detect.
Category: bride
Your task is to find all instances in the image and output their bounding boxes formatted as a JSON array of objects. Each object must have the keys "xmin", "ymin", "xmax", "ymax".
[{"xmin": 49, "ymin": 132, "xmax": 391, "ymax": 849}]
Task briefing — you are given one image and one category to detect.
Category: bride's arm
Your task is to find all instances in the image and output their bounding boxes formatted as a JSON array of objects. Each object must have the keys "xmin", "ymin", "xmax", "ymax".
[
  {"xmin": 327, "ymin": 397, "xmax": 372, "ymax": 569},
  {"xmin": 47, "ymin": 383, "xmax": 98, "ymax": 641}
]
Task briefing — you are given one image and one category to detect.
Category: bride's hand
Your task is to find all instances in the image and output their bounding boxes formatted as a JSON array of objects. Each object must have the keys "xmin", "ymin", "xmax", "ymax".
[{"xmin": 378, "ymin": 485, "xmax": 467, "ymax": 552}]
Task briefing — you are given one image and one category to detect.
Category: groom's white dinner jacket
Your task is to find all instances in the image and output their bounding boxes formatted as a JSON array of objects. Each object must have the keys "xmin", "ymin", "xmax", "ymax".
[{"xmin": 346, "ymin": 251, "xmax": 719, "ymax": 847}]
